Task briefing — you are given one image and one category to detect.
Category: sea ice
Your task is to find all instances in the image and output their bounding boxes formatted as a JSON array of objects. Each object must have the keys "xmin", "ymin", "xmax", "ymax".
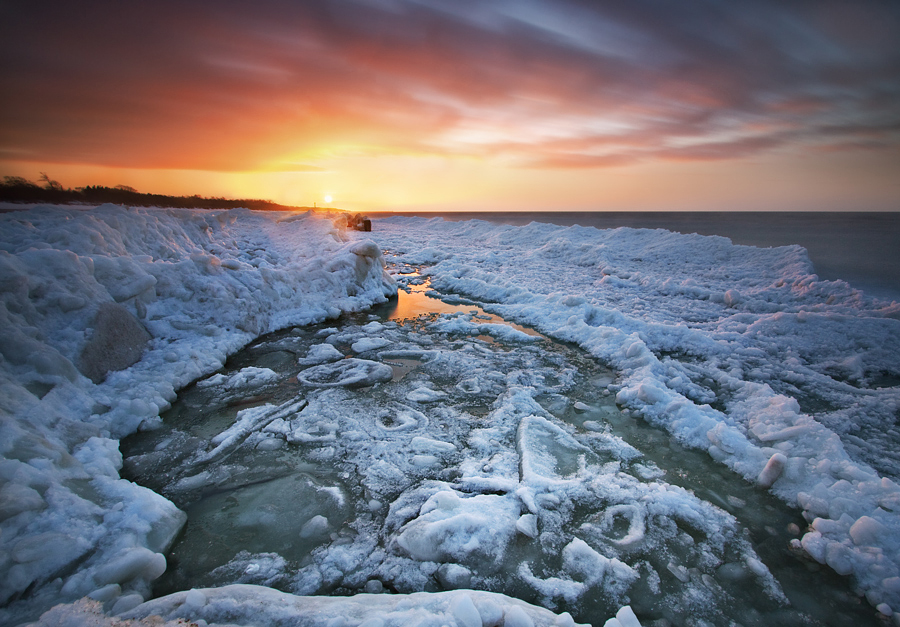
[
  {"xmin": 373, "ymin": 215, "xmax": 900, "ymax": 614},
  {"xmin": 3, "ymin": 205, "xmax": 897, "ymax": 626},
  {"xmin": 298, "ymin": 358, "xmax": 394, "ymax": 388}
]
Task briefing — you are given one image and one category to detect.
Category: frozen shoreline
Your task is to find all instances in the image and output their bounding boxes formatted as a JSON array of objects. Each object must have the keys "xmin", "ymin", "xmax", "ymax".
[
  {"xmin": 0, "ymin": 205, "xmax": 400, "ymax": 624},
  {"xmin": 2, "ymin": 205, "xmax": 899, "ymax": 625},
  {"xmin": 371, "ymin": 216, "xmax": 900, "ymax": 616}
]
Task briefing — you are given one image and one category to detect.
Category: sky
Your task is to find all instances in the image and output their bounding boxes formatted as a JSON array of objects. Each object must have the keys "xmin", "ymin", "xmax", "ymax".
[{"xmin": 1, "ymin": 0, "xmax": 899, "ymax": 212}]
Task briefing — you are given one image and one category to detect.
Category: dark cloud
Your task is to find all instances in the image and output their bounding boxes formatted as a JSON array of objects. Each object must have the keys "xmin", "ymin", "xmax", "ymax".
[{"xmin": 1, "ymin": 0, "xmax": 898, "ymax": 170}]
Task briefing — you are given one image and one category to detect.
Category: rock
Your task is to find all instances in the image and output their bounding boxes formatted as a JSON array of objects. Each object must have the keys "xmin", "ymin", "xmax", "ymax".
[{"xmin": 78, "ymin": 303, "xmax": 151, "ymax": 383}]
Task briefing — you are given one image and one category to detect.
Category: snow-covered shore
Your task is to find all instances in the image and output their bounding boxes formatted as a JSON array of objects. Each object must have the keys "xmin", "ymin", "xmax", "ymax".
[
  {"xmin": 0, "ymin": 205, "xmax": 399, "ymax": 624},
  {"xmin": 3, "ymin": 204, "xmax": 900, "ymax": 625}
]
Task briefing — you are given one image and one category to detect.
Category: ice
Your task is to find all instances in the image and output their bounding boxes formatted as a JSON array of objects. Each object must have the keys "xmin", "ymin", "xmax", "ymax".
[
  {"xmin": 849, "ymin": 515, "xmax": 888, "ymax": 546},
  {"xmin": 407, "ymin": 386, "xmax": 447, "ymax": 402},
  {"xmin": 299, "ymin": 342, "xmax": 344, "ymax": 364},
  {"xmin": 118, "ymin": 306, "xmax": 802, "ymax": 624},
  {"xmin": 757, "ymin": 452, "xmax": 787, "ymax": 488},
  {"xmin": 351, "ymin": 337, "xmax": 392, "ymax": 352},
  {"xmin": 394, "ymin": 489, "xmax": 520, "ymax": 564},
  {"xmin": 516, "ymin": 513, "xmax": 539, "ymax": 538},
  {"xmin": 24, "ymin": 589, "xmax": 589, "ymax": 627},
  {"xmin": 93, "ymin": 548, "xmax": 167, "ymax": 587},
  {"xmin": 298, "ymin": 358, "xmax": 393, "ymax": 388},
  {"xmin": 518, "ymin": 414, "xmax": 592, "ymax": 482},
  {"xmin": 4, "ymin": 205, "xmax": 898, "ymax": 625},
  {"xmin": 373, "ymin": 215, "xmax": 900, "ymax": 614},
  {"xmin": 604, "ymin": 606, "xmax": 643, "ymax": 627},
  {"xmin": 450, "ymin": 593, "xmax": 482, "ymax": 627},
  {"xmin": 0, "ymin": 205, "xmax": 396, "ymax": 624}
]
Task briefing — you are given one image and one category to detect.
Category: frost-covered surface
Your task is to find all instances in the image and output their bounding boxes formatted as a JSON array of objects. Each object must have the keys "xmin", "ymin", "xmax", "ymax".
[
  {"xmin": 0, "ymin": 205, "xmax": 396, "ymax": 624},
  {"xmin": 24, "ymin": 586, "xmax": 590, "ymax": 627},
  {"xmin": 4, "ymin": 205, "xmax": 900, "ymax": 626},
  {"xmin": 122, "ymin": 309, "xmax": 784, "ymax": 624},
  {"xmin": 373, "ymin": 216, "xmax": 900, "ymax": 614}
]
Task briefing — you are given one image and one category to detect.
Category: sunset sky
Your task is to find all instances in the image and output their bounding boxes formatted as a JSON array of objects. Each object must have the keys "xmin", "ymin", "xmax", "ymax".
[{"xmin": 2, "ymin": 0, "xmax": 899, "ymax": 212}]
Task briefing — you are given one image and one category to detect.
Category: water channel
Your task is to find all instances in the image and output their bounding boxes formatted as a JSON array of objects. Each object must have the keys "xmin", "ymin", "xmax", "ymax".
[{"xmin": 121, "ymin": 269, "xmax": 882, "ymax": 627}]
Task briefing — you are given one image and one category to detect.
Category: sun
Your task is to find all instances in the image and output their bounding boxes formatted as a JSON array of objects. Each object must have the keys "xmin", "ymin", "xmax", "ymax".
[{"xmin": 324, "ymin": 195, "xmax": 333, "ymax": 204}]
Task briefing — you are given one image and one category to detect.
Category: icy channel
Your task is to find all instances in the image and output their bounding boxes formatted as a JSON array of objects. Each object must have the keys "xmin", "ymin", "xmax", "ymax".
[{"xmin": 122, "ymin": 275, "xmax": 880, "ymax": 626}]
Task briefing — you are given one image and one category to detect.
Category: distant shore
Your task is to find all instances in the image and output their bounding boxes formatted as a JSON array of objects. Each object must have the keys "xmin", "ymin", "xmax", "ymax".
[{"xmin": 0, "ymin": 176, "xmax": 331, "ymax": 213}]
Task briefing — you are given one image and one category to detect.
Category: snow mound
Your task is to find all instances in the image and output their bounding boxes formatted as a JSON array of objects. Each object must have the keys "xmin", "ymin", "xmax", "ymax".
[{"xmin": 0, "ymin": 204, "xmax": 396, "ymax": 624}]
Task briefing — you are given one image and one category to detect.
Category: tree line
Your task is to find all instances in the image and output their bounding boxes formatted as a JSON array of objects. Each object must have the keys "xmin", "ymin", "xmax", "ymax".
[{"xmin": 0, "ymin": 174, "xmax": 307, "ymax": 211}]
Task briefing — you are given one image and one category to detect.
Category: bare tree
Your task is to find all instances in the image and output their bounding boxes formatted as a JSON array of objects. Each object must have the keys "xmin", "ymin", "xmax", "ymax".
[{"xmin": 38, "ymin": 172, "xmax": 63, "ymax": 191}]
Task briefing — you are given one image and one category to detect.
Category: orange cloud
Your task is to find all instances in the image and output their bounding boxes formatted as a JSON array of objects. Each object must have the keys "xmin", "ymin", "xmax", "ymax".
[{"xmin": 1, "ymin": 0, "xmax": 898, "ymax": 210}]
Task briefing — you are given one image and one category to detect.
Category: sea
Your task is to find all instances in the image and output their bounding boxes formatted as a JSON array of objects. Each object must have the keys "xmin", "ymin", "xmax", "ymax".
[{"xmin": 369, "ymin": 211, "xmax": 900, "ymax": 303}]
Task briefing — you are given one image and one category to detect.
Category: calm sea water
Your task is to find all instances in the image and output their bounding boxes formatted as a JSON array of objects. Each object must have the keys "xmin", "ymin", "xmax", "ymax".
[{"xmin": 370, "ymin": 212, "xmax": 900, "ymax": 302}]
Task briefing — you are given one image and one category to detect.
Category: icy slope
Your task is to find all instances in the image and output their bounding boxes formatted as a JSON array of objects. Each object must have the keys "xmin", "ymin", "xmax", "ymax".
[
  {"xmin": 372, "ymin": 216, "xmax": 900, "ymax": 614},
  {"xmin": 0, "ymin": 205, "xmax": 396, "ymax": 623}
]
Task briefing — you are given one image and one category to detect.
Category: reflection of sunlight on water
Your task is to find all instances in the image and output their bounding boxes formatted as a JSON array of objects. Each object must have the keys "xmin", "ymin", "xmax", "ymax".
[
  {"xmin": 383, "ymin": 282, "xmax": 473, "ymax": 321},
  {"xmin": 385, "ymin": 275, "xmax": 542, "ymax": 338}
]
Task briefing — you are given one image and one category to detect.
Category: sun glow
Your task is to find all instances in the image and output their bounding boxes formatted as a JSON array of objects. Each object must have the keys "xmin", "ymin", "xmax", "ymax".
[{"xmin": 324, "ymin": 195, "xmax": 333, "ymax": 204}]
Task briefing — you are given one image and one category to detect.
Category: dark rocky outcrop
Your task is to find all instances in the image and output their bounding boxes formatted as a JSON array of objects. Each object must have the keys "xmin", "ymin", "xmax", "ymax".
[{"xmin": 78, "ymin": 303, "xmax": 151, "ymax": 383}]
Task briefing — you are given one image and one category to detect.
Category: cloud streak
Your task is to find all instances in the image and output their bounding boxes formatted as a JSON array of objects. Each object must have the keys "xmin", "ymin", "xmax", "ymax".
[{"xmin": 1, "ymin": 0, "xmax": 899, "ymax": 172}]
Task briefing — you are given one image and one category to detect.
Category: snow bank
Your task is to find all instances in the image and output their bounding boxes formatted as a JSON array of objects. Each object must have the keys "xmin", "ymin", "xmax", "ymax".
[
  {"xmin": 0, "ymin": 204, "xmax": 395, "ymax": 624},
  {"xmin": 25, "ymin": 586, "xmax": 601, "ymax": 627},
  {"xmin": 374, "ymin": 216, "xmax": 900, "ymax": 613}
]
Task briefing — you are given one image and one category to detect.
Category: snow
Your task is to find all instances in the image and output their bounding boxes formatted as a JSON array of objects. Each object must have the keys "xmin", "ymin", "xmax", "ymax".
[
  {"xmin": 3, "ymin": 205, "xmax": 898, "ymax": 626},
  {"xmin": 118, "ymin": 292, "xmax": 781, "ymax": 624},
  {"xmin": 0, "ymin": 205, "xmax": 395, "ymax": 624},
  {"xmin": 299, "ymin": 342, "xmax": 344, "ymax": 364},
  {"xmin": 298, "ymin": 358, "xmax": 394, "ymax": 387},
  {"xmin": 24, "ymin": 588, "xmax": 594, "ymax": 627},
  {"xmin": 372, "ymin": 215, "xmax": 900, "ymax": 616}
]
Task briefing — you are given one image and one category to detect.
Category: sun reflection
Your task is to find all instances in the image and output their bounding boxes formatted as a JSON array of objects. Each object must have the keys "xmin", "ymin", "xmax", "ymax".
[{"xmin": 383, "ymin": 274, "xmax": 542, "ymax": 338}]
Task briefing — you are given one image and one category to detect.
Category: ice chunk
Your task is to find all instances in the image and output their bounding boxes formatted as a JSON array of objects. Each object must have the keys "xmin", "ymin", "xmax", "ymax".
[
  {"xmin": 518, "ymin": 414, "xmax": 591, "ymax": 483},
  {"xmin": 0, "ymin": 483, "xmax": 46, "ymax": 518},
  {"xmin": 450, "ymin": 594, "xmax": 482, "ymax": 627},
  {"xmin": 407, "ymin": 386, "xmax": 447, "ymax": 402},
  {"xmin": 757, "ymin": 453, "xmax": 786, "ymax": 488},
  {"xmin": 299, "ymin": 343, "xmax": 344, "ymax": 364},
  {"xmin": 562, "ymin": 538, "xmax": 610, "ymax": 584},
  {"xmin": 516, "ymin": 514, "xmax": 539, "ymax": 538},
  {"xmin": 300, "ymin": 515, "xmax": 329, "ymax": 538},
  {"xmin": 298, "ymin": 358, "xmax": 392, "ymax": 388},
  {"xmin": 111, "ymin": 593, "xmax": 144, "ymax": 615},
  {"xmin": 849, "ymin": 515, "xmax": 887, "ymax": 546},
  {"xmin": 597, "ymin": 504, "xmax": 646, "ymax": 547},
  {"xmin": 351, "ymin": 337, "xmax": 391, "ymax": 353},
  {"xmin": 395, "ymin": 491, "xmax": 518, "ymax": 563},
  {"xmin": 604, "ymin": 606, "xmax": 642, "ymax": 627},
  {"xmin": 504, "ymin": 605, "xmax": 535, "ymax": 627},
  {"xmin": 666, "ymin": 562, "xmax": 690, "ymax": 583},
  {"xmin": 437, "ymin": 563, "xmax": 473, "ymax": 589},
  {"xmin": 87, "ymin": 584, "xmax": 121, "ymax": 603},
  {"xmin": 93, "ymin": 548, "xmax": 166, "ymax": 587},
  {"xmin": 410, "ymin": 436, "xmax": 456, "ymax": 455},
  {"xmin": 197, "ymin": 366, "xmax": 279, "ymax": 391},
  {"xmin": 184, "ymin": 589, "xmax": 208, "ymax": 610}
]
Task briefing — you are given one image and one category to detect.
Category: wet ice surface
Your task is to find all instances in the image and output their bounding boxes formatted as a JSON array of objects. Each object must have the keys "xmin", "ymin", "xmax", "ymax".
[{"xmin": 122, "ymin": 275, "xmax": 879, "ymax": 627}]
